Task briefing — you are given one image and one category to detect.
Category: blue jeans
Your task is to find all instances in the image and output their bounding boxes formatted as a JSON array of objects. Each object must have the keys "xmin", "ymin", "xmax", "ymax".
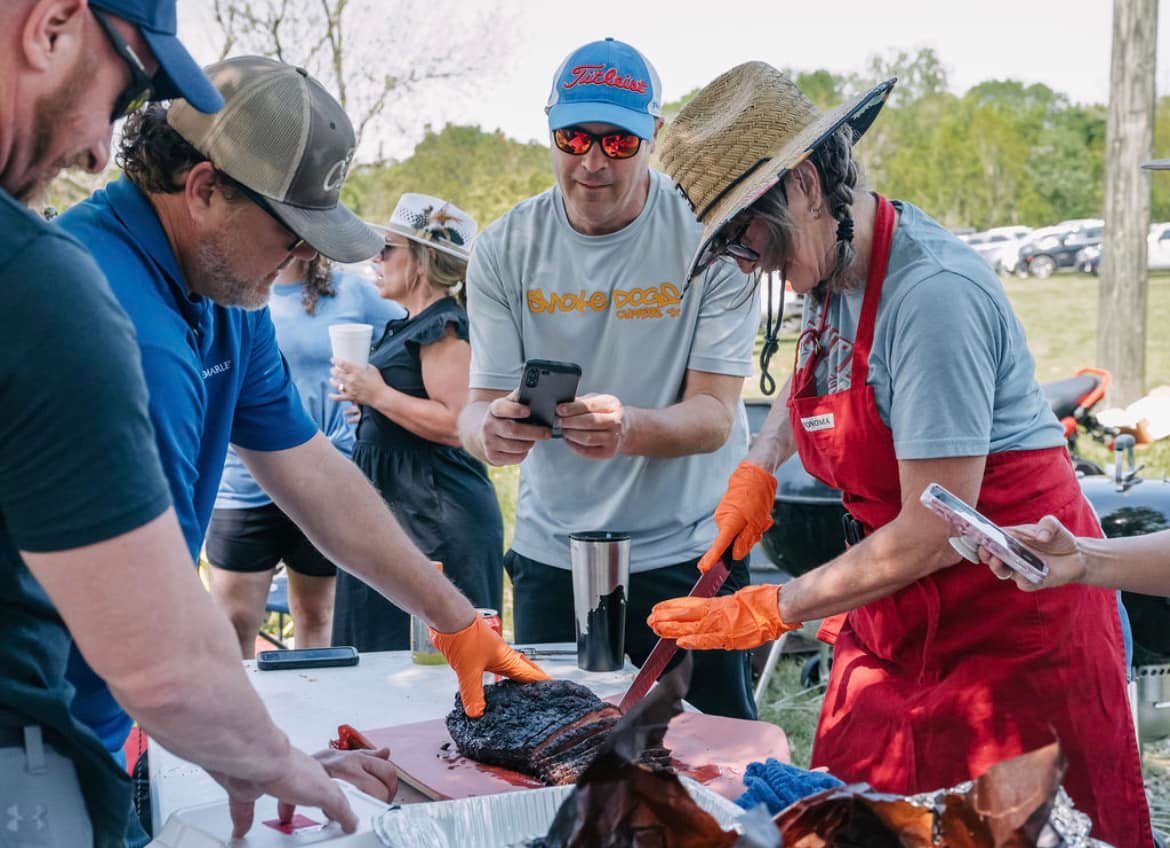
[{"xmin": 1117, "ymin": 591, "xmax": 1134, "ymax": 675}]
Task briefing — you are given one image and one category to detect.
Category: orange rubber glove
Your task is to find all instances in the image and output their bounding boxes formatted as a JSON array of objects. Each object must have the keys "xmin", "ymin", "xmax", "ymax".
[
  {"xmin": 697, "ymin": 461, "xmax": 778, "ymax": 574},
  {"xmin": 646, "ymin": 585, "xmax": 800, "ymax": 651},
  {"xmin": 429, "ymin": 615, "xmax": 550, "ymax": 718}
]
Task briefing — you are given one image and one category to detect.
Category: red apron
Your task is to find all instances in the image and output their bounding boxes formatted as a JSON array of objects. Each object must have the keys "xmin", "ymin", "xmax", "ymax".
[{"xmin": 787, "ymin": 195, "xmax": 1151, "ymax": 846}]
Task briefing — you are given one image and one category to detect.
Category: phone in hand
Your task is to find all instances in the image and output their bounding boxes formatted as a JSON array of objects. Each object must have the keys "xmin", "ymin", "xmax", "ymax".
[
  {"xmin": 256, "ymin": 646, "xmax": 359, "ymax": 670},
  {"xmin": 517, "ymin": 359, "xmax": 582, "ymax": 438},
  {"xmin": 919, "ymin": 482, "xmax": 1049, "ymax": 584}
]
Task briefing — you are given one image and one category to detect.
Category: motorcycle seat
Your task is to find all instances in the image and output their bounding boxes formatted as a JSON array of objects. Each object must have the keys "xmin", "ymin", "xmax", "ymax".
[{"xmin": 1042, "ymin": 374, "xmax": 1100, "ymax": 419}]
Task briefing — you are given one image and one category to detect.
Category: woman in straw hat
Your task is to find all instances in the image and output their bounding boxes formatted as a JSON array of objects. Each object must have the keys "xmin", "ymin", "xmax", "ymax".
[
  {"xmin": 331, "ymin": 193, "xmax": 503, "ymax": 651},
  {"xmin": 647, "ymin": 63, "xmax": 1149, "ymax": 845}
]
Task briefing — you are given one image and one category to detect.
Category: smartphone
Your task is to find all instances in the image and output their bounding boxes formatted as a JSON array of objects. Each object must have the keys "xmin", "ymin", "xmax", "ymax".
[
  {"xmin": 517, "ymin": 359, "xmax": 582, "ymax": 437},
  {"xmin": 256, "ymin": 646, "xmax": 359, "ymax": 670},
  {"xmin": 919, "ymin": 482, "xmax": 1049, "ymax": 584}
]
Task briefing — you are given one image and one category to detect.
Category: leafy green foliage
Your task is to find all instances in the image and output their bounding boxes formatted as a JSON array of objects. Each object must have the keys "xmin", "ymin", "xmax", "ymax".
[{"xmin": 341, "ymin": 124, "xmax": 554, "ymax": 231}]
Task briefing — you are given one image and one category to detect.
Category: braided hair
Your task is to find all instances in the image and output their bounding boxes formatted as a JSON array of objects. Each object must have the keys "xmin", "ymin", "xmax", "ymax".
[{"xmin": 808, "ymin": 125, "xmax": 861, "ymax": 295}]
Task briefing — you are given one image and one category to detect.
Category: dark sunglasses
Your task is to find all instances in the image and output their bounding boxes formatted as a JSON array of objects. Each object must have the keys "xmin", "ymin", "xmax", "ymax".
[
  {"xmin": 378, "ymin": 242, "xmax": 399, "ymax": 261},
  {"xmin": 91, "ymin": 10, "xmax": 155, "ymax": 122},
  {"xmin": 234, "ymin": 181, "xmax": 306, "ymax": 253},
  {"xmin": 552, "ymin": 127, "xmax": 642, "ymax": 160},
  {"xmin": 698, "ymin": 218, "xmax": 760, "ymax": 272}
]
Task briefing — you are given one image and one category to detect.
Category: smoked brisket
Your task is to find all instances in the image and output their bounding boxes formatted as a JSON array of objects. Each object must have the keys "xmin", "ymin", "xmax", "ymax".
[{"xmin": 446, "ymin": 679, "xmax": 626, "ymax": 785}]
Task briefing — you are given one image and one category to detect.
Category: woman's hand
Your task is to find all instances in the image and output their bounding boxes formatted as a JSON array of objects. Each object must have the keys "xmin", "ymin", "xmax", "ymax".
[
  {"xmin": 331, "ymin": 360, "xmax": 386, "ymax": 407},
  {"xmin": 977, "ymin": 515, "xmax": 1087, "ymax": 591}
]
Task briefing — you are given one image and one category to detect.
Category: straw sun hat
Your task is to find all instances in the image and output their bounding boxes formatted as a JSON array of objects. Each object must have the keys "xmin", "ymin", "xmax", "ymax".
[{"xmin": 659, "ymin": 62, "xmax": 896, "ymax": 279}]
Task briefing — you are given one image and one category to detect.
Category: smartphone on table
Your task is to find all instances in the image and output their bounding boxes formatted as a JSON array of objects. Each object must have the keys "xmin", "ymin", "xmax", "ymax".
[
  {"xmin": 517, "ymin": 359, "xmax": 582, "ymax": 438},
  {"xmin": 919, "ymin": 482, "xmax": 1049, "ymax": 584},
  {"xmin": 256, "ymin": 646, "xmax": 359, "ymax": 670}
]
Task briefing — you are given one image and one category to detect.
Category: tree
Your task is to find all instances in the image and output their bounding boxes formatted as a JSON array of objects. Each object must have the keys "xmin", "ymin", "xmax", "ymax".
[
  {"xmin": 341, "ymin": 124, "xmax": 553, "ymax": 231},
  {"xmin": 208, "ymin": 0, "xmax": 513, "ymax": 162},
  {"xmin": 1098, "ymin": 0, "xmax": 1158, "ymax": 406}
]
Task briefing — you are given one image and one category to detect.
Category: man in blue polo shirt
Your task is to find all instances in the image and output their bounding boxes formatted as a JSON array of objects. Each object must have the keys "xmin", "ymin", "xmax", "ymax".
[
  {"xmin": 57, "ymin": 55, "xmax": 547, "ymax": 798},
  {"xmin": 1, "ymin": 3, "xmax": 373, "ymax": 846}
]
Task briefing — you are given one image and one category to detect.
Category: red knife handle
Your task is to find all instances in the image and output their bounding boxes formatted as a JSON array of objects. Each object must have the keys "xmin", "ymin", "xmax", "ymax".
[{"xmin": 617, "ymin": 556, "xmax": 732, "ymax": 712}]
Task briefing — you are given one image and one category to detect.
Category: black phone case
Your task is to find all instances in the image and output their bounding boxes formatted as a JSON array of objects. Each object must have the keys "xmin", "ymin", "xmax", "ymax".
[
  {"xmin": 518, "ymin": 359, "xmax": 582, "ymax": 433},
  {"xmin": 256, "ymin": 647, "xmax": 359, "ymax": 670}
]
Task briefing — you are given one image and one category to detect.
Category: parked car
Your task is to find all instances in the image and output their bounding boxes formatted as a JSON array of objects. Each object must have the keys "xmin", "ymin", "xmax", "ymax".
[
  {"xmin": 1017, "ymin": 219, "xmax": 1104, "ymax": 278},
  {"xmin": 1076, "ymin": 223, "xmax": 1170, "ymax": 274},
  {"xmin": 964, "ymin": 225, "xmax": 1034, "ymax": 274}
]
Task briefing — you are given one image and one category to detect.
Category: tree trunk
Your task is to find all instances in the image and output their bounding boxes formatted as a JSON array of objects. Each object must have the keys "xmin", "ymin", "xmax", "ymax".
[{"xmin": 1098, "ymin": 0, "xmax": 1158, "ymax": 406}]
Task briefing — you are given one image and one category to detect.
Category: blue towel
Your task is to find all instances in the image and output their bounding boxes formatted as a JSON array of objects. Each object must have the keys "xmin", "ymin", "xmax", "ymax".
[{"xmin": 734, "ymin": 759, "xmax": 845, "ymax": 815}]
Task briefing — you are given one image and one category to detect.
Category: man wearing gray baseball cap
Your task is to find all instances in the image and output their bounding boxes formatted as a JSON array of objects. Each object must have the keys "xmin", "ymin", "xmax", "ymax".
[{"xmin": 56, "ymin": 56, "xmax": 546, "ymax": 838}]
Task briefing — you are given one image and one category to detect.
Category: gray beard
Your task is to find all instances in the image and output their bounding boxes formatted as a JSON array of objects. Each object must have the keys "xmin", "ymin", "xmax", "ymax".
[{"xmin": 190, "ymin": 230, "xmax": 271, "ymax": 310}]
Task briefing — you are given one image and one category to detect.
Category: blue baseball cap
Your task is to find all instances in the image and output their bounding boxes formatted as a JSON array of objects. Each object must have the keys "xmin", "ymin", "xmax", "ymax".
[
  {"xmin": 545, "ymin": 37, "xmax": 662, "ymax": 140},
  {"xmin": 90, "ymin": 0, "xmax": 224, "ymax": 114}
]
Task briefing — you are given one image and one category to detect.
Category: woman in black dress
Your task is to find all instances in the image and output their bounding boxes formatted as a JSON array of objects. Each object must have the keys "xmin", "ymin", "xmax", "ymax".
[{"xmin": 330, "ymin": 193, "xmax": 503, "ymax": 649}]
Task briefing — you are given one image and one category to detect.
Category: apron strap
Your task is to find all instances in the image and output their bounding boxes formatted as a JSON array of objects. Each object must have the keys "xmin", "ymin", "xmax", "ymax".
[{"xmin": 849, "ymin": 194, "xmax": 896, "ymax": 387}]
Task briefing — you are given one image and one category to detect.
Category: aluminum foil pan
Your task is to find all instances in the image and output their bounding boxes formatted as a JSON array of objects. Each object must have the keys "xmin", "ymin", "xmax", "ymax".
[
  {"xmin": 372, "ymin": 777, "xmax": 744, "ymax": 848},
  {"xmin": 907, "ymin": 784, "xmax": 1108, "ymax": 848}
]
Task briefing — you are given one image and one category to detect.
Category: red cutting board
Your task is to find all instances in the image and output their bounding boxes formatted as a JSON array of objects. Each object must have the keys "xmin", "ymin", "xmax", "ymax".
[{"xmin": 358, "ymin": 711, "xmax": 789, "ymax": 802}]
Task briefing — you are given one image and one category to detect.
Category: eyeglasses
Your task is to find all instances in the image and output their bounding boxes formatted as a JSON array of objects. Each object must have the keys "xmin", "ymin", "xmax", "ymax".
[
  {"xmin": 377, "ymin": 242, "xmax": 399, "ymax": 261},
  {"xmin": 234, "ymin": 181, "xmax": 306, "ymax": 254},
  {"xmin": 91, "ymin": 10, "xmax": 155, "ymax": 122},
  {"xmin": 552, "ymin": 127, "xmax": 642, "ymax": 160},
  {"xmin": 697, "ymin": 218, "xmax": 760, "ymax": 272}
]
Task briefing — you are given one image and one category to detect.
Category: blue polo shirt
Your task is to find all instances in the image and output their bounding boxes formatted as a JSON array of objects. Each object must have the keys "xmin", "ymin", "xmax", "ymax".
[{"xmin": 56, "ymin": 178, "xmax": 319, "ymax": 753}]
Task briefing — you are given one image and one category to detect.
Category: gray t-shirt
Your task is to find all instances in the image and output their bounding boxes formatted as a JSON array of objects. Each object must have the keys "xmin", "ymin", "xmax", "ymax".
[
  {"xmin": 797, "ymin": 200, "xmax": 1064, "ymax": 459},
  {"xmin": 468, "ymin": 170, "xmax": 758, "ymax": 571}
]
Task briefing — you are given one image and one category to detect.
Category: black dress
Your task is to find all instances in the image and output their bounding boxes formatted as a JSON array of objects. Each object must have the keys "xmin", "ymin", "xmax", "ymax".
[{"xmin": 331, "ymin": 297, "xmax": 504, "ymax": 650}]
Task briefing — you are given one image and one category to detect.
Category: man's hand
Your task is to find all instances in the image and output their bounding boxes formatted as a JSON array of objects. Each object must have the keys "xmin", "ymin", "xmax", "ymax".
[
  {"xmin": 429, "ymin": 615, "xmax": 550, "ymax": 717},
  {"xmin": 479, "ymin": 391, "xmax": 551, "ymax": 465},
  {"xmin": 210, "ymin": 747, "xmax": 357, "ymax": 839},
  {"xmin": 647, "ymin": 584, "xmax": 800, "ymax": 651},
  {"xmin": 697, "ymin": 461, "xmax": 778, "ymax": 573},
  {"xmin": 557, "ymin": 394, "xmax": 629, "ymax": 460},
  {"xmin": 978, "ymin": 515, "xmax": 1085, "ymax": 591},
  {"xmin": 313, "ymin": 747, "xmax": 398, "ymax": 802}
]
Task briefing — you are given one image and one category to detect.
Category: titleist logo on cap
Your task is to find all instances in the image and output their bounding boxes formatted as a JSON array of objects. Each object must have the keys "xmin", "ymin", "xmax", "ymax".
[{"xmin": 563, "ymin": 64, "xmax": 648, "ymax": 94}]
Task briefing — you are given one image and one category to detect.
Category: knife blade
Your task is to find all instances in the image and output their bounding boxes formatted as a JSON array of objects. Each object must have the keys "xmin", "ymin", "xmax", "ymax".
[{"xmin": 617, "ymin": 552, "xmax": 732, "ymax": 712}]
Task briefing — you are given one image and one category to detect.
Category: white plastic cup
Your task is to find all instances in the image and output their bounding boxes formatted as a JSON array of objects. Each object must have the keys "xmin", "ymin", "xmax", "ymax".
[{"xmin": 329, "ymin": 323, "xmax": 373, "ymax": 369}]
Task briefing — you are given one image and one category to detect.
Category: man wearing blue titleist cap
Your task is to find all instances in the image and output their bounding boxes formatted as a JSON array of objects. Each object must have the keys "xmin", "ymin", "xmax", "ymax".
[
  {"xmin": 0, "ymin": 3, "xmax": 369, "ymax": 845},
  {"xmin": 460, "ymin": 37, "xmax": 762, "ymax": 718}
]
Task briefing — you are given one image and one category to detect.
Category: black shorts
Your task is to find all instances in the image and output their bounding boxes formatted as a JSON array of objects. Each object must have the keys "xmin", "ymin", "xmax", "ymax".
[{"xmin": 205, "ymin": 503, "xmax": 337, "ymax": 578}]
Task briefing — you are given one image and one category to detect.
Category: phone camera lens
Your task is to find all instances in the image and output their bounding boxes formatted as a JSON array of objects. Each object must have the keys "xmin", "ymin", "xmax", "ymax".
[{"xmin": 524, "ymin": 368, "xmax": 539, "ymax": 388}]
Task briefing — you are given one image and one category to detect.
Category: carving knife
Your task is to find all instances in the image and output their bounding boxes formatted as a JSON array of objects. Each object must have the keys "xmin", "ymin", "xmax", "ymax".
[{"xmin": 617, "ymin": 551, "xmax": 732, "ymax": 712}]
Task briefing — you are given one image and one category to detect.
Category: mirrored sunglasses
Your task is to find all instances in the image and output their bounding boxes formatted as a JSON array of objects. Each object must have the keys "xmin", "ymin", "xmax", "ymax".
[{"xmin": 552, "ymin": 127, "xmax": 642, "ymax": 160}]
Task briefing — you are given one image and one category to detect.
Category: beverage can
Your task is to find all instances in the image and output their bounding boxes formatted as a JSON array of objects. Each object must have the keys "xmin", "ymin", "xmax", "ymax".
[{"xmin": 476, "ymin": 608, "xmax": 502, "ymax": 637}]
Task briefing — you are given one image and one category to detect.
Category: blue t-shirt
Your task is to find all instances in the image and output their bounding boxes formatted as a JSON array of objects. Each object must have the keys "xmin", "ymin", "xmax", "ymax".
[
  {"xmin": 216, "ymin": 271, "xmax": 404, "ymax": 509},
  {"xmin": 797, "ymin": 200, "xmax": 1065, "ymax": 459},
  {"xmin": 56, "ymin": 178, "xmax": 319, "ymax": 753}
]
